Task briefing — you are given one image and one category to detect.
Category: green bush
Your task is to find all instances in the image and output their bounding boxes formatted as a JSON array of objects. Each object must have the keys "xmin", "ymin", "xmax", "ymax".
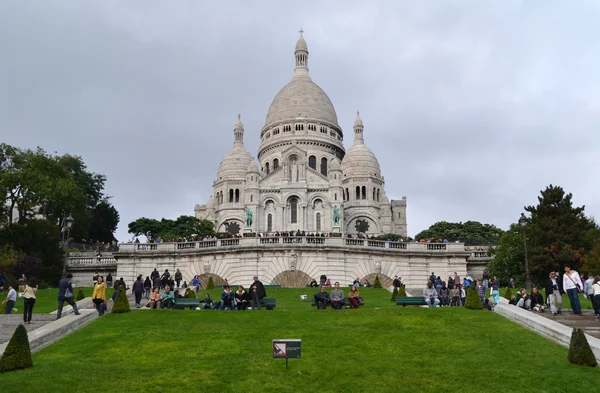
[
  {"xmin": 465, "ymin": 285, "xmax": 483, "ymax": 310},
  {"xmin": 184, "ymin": 288, "xmax": 196, "ymax": 298},
  {"xmin": 111, "ymin": 286, "xmax": 130, "ymax": 314},
  {"xmin": 76, "ymin": 289, "xmax": 86, "ymax": 301},
  {"xmin": 568, "ymin": 328, "xmax": 598, "ymax": 367},
  {"xmin": 0, "ymin": 324, "xmax": 33, "ymax": 373},
  {"xmin": 398, "ymin": 285, "xmax": 407, "ymax": 297},
  {"xmin": 206, "ymin": 276, "xmax": 215, "ymax": 289},
  {"xmin": 503, "ymin": 287, "xmax": 512, "ymax": 300},
  {"xmin": 390, "ymin": 286, "xmax": 398, "ymax": 302},
  {"xmin": 0, "ymin": 304, "xmax": 5, "ymax": 314},
  {"xmin": 373, "ymin": 275, "xmax": 382, "ymax": 288}
]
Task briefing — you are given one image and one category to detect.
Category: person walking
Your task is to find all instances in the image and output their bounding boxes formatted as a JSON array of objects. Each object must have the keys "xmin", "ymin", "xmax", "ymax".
[
  {"xmin": 57, "ymin": 273, "xmax": 80, "ymax": 319},
  {"xmin": 92, "ymin": 276, "xmax": 107, "ymax": 316},
  {"xmin": 175, "ymin": 269, "xmax": 183, "ymax": 288},
  {"xmin": 563, "ymin": 265, "xmax": 584, "ymax": 315},
  {"xmin": 132, "ymin": 275, "xmax": 144, "ymax": 308},
  {"xmin": 22, "ymin": 280, "xmax": 38, "ymax": 324},
  {"xmin": 143, "ymin": 276, "xmax": 152, "ymax": 299},
  {"xmin": 2, "ymin": 283, "xmax": 17, "ymax": 314},
  {"xmin": 250, "ymin": 276, "xmax": 267, "ymax": 310},
  {"xmin": 545, "ymin": 271, "xmax": 563, "ymax": 316}
]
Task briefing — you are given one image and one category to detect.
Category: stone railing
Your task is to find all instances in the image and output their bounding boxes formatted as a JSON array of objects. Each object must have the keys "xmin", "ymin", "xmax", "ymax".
[
  {"xmin": 66, "ymin": 256, "xmax": 117, "ymax": 267},
  {"xmin": 116, "ymin": 238, "xmax": 468, "ymax": 253}
]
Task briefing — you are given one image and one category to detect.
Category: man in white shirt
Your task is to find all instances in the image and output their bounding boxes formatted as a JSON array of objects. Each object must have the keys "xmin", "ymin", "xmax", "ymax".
[
  {"xmin": 584, "ymin": 274, "xmax": 596, "ymax": 311},
  {"xmin": 2, "ymin": 283, "xmax": 17, "ymax": 314},
  {"xmin": 563, "ymin": 265, "xmax": 583, "ymax": 315}
]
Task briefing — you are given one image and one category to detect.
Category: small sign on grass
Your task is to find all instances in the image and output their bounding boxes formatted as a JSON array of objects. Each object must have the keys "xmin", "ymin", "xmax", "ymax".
[{"xmin": 272, "ymin": 339, "xmax": 301, "ymax": 369}]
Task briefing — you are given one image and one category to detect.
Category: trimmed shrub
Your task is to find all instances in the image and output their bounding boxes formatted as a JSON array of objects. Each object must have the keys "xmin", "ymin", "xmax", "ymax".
[
  {"xmin": 184, "ymin": 288, "xmax": 196, "ymax": 298},
  {"xmin": 503, "ymin": 287, "xmax": 512, "ymax": 300},
  {"xmin": 373, "ymin": 275, "xmax": 382, "ymax": 288},
  {"xmin": 0, "ymin": 324, "xmax": 33, "ymax": 373},
  {"xmin": 398, "ymin": 285, "xmax": 407, "ymax": 297},
  {"xmin": 465, "ymin": 284, "xmax": 483, "ymax": 310},
  {"xmin": 390, "ymin": 286, "xmax": 398, "ymax": 302},
  {"xmin": 568, "ymin": 328, "xmax": 598, "ymax": 367},
  {"xmin": 111, "ymin": 286, "xmax": 130, "ymax": 314},
  {"xmin": 76, "ymin": 289, "xmax": 86, "ymax": 301},
  {"xmin": 206, "ymin": 276, "xmax": 215, "ymax": 289}
]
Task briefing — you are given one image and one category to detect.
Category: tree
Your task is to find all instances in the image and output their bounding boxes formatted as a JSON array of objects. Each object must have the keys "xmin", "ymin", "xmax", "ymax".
[
  {"xmin": 111, "ymin": 286, "xmax": 130, "ymax": 314},
  {"xmin": 0, "ymin": 324, "xmax": 33, "ymax": 373},
  {"xmin": 76, "ymin": 289, "xmax": 86, "ymax": 301},
  {"xmin": 465, "ymin": 284, "xmax": 483, "ymax": 309},
  {"xmin": 582, "ymin": 240, "xmax": 600, "ymax": 275},
  {"xmin": 207, "ymin": 276, "xmax": 215, "ymax": 289},
  {"xmin": 488, "ymin": 224, "xmax": 526, "ymax": 288},
  {"xmin": 373, "ymin": 275, "xmax": 382, "ymax": 288},
  {"xmin": 128, "ymin": 215, "xmax": 215, "ymax": 241},
  {"xmin": 568, "ymin": 328, "xmax": 597, "ymax": 367},
  {"xmin": 88, "ymin": 200, "xmax": 120, "ymax": 243},
  {"xmin": 524, "ymin": 185, "xmax": 598, "ymax": 285},
  {"xmin": 415, "ymin": 221, "xmax": 503, "ymax": 245},
  {"xmin": 390, "ymin": 286, "xmax": 398, "ymax": 302}
]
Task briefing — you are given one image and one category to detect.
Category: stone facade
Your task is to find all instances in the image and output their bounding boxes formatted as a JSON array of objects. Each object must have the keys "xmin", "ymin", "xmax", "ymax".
[{"xmin": 194, "ymin": 33, "xmax": 407, "ymax": 237}]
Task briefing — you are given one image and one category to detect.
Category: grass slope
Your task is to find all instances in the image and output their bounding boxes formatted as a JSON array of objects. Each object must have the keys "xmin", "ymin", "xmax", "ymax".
[{"xmin": 0, "ymin": 288, "xmax": 597, "ymax": 392}]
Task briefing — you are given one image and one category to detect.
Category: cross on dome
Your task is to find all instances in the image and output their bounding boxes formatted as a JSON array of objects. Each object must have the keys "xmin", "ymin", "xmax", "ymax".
[{"xmin": 299, "ymin": 28, "xmax": 304, "ymax": 36}]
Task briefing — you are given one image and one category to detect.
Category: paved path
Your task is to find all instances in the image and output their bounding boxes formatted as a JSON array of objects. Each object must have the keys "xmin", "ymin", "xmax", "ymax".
[{"xmin": 536, "ymin": 309, "xmax": 600, "ymax": 339}]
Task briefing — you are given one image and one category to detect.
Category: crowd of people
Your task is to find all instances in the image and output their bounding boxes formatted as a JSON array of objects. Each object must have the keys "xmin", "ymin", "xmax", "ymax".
[{"xmin": 313, "ymin": 282, "xmax": 363, "ymax": 309}]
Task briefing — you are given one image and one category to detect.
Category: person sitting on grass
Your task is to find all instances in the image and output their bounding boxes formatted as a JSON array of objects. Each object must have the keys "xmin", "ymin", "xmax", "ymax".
[
  {"xmin": 235, "ymin": 285, "xmax": 249, "ymax": 310},
  {"xmin": 449, "ymin": 284, "xmax": 460, "ymax": 306},
  {"xmin": 509, "ymin": 295, "xmax": 517, "ymax": 305},
  {"xmin": 202, "ymin": 294, "xmax": 213, "ymax": 310},
  {"xmin": 160, "ymin": 286, "xmax": 174, "ymax": 309},
  {"xmin": 146, "ymin": 287, "xmax": 160, "ymax": 309},
  {"xmin": 330, "ymin": 282, "xmax": 344, "ymax": 310},
  {"xmin": 309, "ymin": 278, "xmax": 318, "ymax": 287},
  {"xmin": 314, "ymin": 285, "xmax": 330, "ymax": 309},
  {"xmin": 438, "ymin": 281, "xmax": 450, "ymax": 306},
  {"xmin": 423, "ymin": 282, "xmax": 440, "ymax": 308},
  {"xmin": 219, "ymin": 285, "xmax": 235, "ymax": 311},
  {"xmin": 516, "ymin": 288, "xmax": 531, "ymax": 310},
  {"xmin": 530, "ymin": 287, "xmax": 545, "ymax": 312},
  {"xmin": 348, "ymin": 285, "xmax": 361, "ymax": 308}
]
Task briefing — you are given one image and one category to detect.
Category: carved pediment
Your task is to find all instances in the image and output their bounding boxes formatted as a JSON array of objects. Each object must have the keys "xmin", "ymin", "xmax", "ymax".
[{"xmin": 281, "ymin": 145, "xmax": 307, "ymax": 161}]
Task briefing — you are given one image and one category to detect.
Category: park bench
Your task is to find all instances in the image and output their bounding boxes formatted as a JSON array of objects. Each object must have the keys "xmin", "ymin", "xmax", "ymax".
[
  {"xmin": 260, "ymin": 298, "xmax": 277, "ymax": 310},
  {"xmin": 172, "ymin": 297, "xmax": 201, "ymax": 310},
  {"xmin": 311, "ymin": 296, "xmax": 364, "ymax": 307},
  {"xmin": 396, "ymin": 296, "xmax": 427, "ymax": 307}
]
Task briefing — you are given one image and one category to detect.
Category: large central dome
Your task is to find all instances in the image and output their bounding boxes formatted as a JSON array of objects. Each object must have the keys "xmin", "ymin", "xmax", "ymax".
[{"xmin": 263, "ymin": 33, "xmax": 339, "ymax": 130}]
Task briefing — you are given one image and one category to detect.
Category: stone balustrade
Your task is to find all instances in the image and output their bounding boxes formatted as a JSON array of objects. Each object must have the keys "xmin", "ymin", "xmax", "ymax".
[{"xmin": 115, "ymin": 238, "xmax": 468, "ymax": 253}]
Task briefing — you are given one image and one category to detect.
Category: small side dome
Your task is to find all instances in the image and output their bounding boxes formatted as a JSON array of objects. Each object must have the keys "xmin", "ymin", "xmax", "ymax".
[
  {"xmin": 330, "ymin": 157, "xmax": 341, "ymax": 171},
  {"xmin": 206, "ymin": 195, "xmax": 215, "ymax": 208},
  {"xmin": 246, "ymin": 159, "xmax": 259, "ymax": 174}
]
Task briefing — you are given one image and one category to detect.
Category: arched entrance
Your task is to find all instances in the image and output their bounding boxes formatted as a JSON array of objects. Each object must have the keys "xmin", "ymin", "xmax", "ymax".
[
  {"xmin": 198, "ymin": 273, "xmax": 228, "ymax": 288},
  {"xmin": 360, "ymin": 273, "xmax": 393, "ymax": 288},
  {"xmin": 272, "ymin": 270, "xmax": 311, "ymax": 288}
]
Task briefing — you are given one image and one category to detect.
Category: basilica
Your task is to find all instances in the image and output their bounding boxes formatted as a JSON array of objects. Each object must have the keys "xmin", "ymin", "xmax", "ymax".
[{"xmin": 194, "ymin": 33, "xmax": 407, "ymax": 236}]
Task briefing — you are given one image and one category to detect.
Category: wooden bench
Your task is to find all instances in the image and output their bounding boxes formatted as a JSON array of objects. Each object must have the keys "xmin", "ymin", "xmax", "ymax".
[
  {"xmin": 396, "ymin": 296, "xmax": 427, "ymax": 307},
  {"xmin": 311, "ymin": 296, "xmax": 364, "ymax": 307},
  {"xmin": 260, "ymin": 298, "xmax": 276, "ymax": 310},
  {"xmin": 172, "ymin": 298, "xmax": 200, "ymax": 310}
]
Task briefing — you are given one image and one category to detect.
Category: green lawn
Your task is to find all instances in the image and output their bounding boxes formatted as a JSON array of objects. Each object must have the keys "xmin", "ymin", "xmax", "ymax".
[
  {"xmin": 8, "ymin": 287, "xmax": 115, "ymax": 314},
  {"xmin": 0, "ymin": 288, "xmax": 598, "ymax": 392}
]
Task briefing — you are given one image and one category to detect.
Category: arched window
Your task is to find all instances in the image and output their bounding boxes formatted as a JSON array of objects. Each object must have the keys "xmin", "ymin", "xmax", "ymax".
[
  {"xmin": 219, "ymin": 191, "xmax": 223, "ymax": 204},
  {"xmin": 273, "ymin": 158, "xmax": 279, "ymax": 169},
  {"xmin": 346, "ymin": 188, "xmax": 350, "ymax": 201},
  {"xmin": 235, "ymin": 189, "xmax": 240, "ymax": 203},
  {"xmin": 290, "ymin": 197, "xmax": 298, "ymax": 224},
  {"xmin": 308, "ymin": 155, "xmax": 316, "ymax": 170},
  {"xmin": 361, "ymin": 186, "xmax": 366, "ymax": 200},
  {"xmin": 316, "ymin": 213, "xmax": 321, "ymax": 231},
  {"xmin": 267, "ymin": 214, "xmax": 273, "ymax": 232},
  {"xmin": 320, "ymin": 157, "xmax": 328, "ymax": 176},
  {"xmin": 334, "ymin": 193, "xmax": 337, "ymax": 201},
  {"xmin": 355, "ymin": 186, "xmax": 360, "ymax": 200},
  {"xmin": 373, "ymin": 187, "xmax": 376, "ymax": 201},
  {"xmin": 229, "ymin": 189, "xmax": 234, "ymax": 203},
  {"xmin": 250, "ymin": 195, "xmax": 253, "ymax": 202},
  {"xmin": 265, "ymin": 162, "xmax": 270, "ymax": 175},
  {"xmin": 377, "ymin": 189, "xmax": 380, "ymax": 202}
]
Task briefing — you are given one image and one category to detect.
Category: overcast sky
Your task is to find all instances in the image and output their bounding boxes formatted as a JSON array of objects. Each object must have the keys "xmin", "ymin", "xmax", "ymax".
[{"xmin": 1, "ymin": 1, "xmax": 599, "ymax": 242}]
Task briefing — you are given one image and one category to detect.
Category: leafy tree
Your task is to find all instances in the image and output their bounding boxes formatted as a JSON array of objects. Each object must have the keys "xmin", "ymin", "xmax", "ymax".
[
  {"xmin": 0, "ymin": 324, "xmax": 33, "ymax": 373},
  {"xmin": 524, "ymin": 185, "xmax": 598, "ymax": 285},
  {"xmin": 488, "ymin": 224, "xmax": 526, "ymax": 288},
  {"xmin": 465, "ymin": 284, "xmax": 483, "ymax": 310},
  {"xmin": 582, "ymin": 240, "xmax": 600, "ymax": 275},
  {"xmin": 128, "ymin": 216, "xmax": 215, "ymax": 241},
  {"xmin": 88, "ymin": 201, "xmax": 120, "ymax": 243},
  {"xmin": 0, "ymin": 244, "xmax": 24, "ymax": 272},
  {"xmin": 415, "ymin": 221, "xmax": 503, "ymax": 245},
  {"xmin": 568, "ymin": 328, "xmax": 597, "ymax": 367}
]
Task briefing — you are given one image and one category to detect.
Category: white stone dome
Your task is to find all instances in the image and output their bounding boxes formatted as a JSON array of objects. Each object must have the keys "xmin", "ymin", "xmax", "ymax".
[
  {"xmin": 246, "ymin": 159, "xmax": 259, "ymax": 174},
  {"xmin": 265, "ymin": 75, "xmax": 339, "ymax": 129},
  {"xmin": 342, "ymin": 143, "xmax": 381, "ymax": 178},
  {"xmin": 216, "ymin": 145, "xmax": 253, "ymax": 181}
]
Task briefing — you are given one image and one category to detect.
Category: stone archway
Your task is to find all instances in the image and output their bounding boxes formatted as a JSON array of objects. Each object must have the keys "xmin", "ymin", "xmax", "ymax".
[
  {"xmin": 361, "ymin": 273, "xmax": 393, "ymax": 288},
  {"xmin": 198, "ymin": 273, "xmax": 227, "ymax": 288},
  {"xmin": 272, "ymin": 270, "xmax": 312, "ymax": 288}
]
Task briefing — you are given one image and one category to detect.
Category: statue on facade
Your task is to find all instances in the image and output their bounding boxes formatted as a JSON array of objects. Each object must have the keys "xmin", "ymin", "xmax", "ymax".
[
  {"xmin": 289, "ymin": 251, "xmax": 297, "ymax": 271},
  {"xmin": 244, "ymin": 207, "xmax": 253, "ymax": 228},
  {"xmin": 374, "ymin": 261, "xmax": 382, "ymax": 274},
  {"xmin": 290, "ymin": 161, "xmax": 298, "ymax": 182},
  {"xmin": 332, "ymin": 205, "xmax": 340, "ymax": 225}
]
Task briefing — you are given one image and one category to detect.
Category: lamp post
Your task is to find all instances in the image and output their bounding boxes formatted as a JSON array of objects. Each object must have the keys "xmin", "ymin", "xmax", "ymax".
[
  {"xmin": 518, "ymin": 213, "xmax": 532, "ymax": 289},
  {"xmin": 62, "ymin": 214, "xmax": 74, "ymax": 247}
]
